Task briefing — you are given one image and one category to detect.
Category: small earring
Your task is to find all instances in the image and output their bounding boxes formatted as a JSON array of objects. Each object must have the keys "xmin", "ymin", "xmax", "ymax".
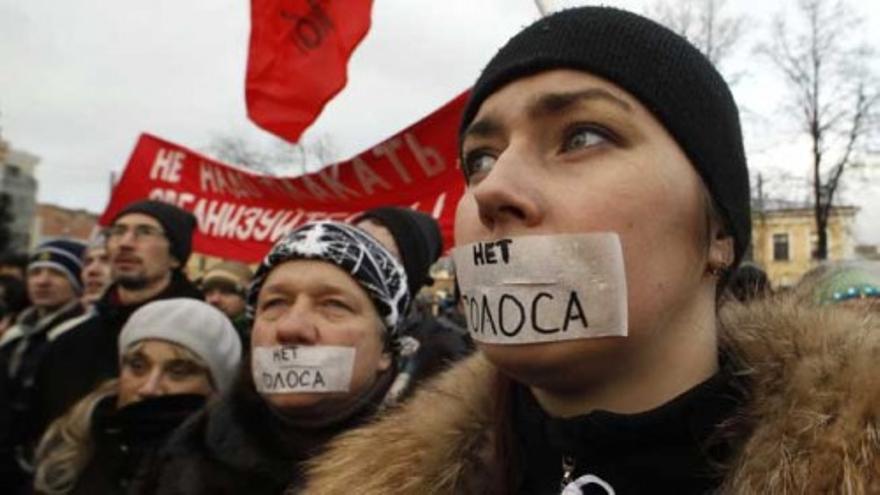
[{"xmin": 707, "ymin": 263, "xmax": 728, "ymax": 278}]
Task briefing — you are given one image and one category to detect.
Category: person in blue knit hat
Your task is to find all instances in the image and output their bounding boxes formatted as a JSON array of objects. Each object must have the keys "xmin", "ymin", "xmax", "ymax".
[{"xmin": 0, "ymin": 238, "xmax": 93, "ymax": 493}]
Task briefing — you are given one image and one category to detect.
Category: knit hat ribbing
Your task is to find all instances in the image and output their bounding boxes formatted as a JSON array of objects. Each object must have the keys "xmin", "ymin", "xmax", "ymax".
[
  {"xmin": 112, "ymin": 200, "xmax": 198, "ymax": 265},
  {"xmin": 460, "ymin": 6, "xmax": 751, "ymax": 268},
  {"xmin": 118, "ymin": 298, "xmax": 242, "ymax": 393},
  {"xmin": 28, "ymin": 239, "xmax": 87, "ymax": 293},
  {"xmin": 356, "ymin": 207, "xmax": 443, "ymax": 296}
]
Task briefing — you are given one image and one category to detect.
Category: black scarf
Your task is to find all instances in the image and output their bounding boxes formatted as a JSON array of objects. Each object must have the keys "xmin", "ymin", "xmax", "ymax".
[
  {"xmin": 73, "ymin": 394, "xmax": 206, "ymax": 495},
  {"xmin": 92, "ymin": 394, "xmax": 207, "ymax": 447}
]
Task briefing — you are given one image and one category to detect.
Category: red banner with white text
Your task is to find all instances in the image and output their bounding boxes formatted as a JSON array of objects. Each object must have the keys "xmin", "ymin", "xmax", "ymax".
[{"xmin": 101, "ymin": 92, "xmax": 468, "ymax": 263}]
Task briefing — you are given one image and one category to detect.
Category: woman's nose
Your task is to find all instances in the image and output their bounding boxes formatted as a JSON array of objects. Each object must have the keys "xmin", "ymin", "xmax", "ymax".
[
  {"xmin": 469, "ymin": 150, "xmax": 544, "ymax": 233},
  {"xmin": 136, "ymin": 369, "xmax": 166, "ymax": 398}
]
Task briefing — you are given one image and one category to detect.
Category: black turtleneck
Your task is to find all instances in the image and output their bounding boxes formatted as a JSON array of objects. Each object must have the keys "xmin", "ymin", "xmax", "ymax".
[{"xmin": 512, "ymin": 367, "xmax": 743, "ymax": 495}]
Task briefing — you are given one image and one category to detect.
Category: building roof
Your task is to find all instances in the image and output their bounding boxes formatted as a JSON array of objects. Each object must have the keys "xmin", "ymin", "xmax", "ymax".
[{"xmin": 752, "ymin": 200, "xmax": 858, "ymax": 217}]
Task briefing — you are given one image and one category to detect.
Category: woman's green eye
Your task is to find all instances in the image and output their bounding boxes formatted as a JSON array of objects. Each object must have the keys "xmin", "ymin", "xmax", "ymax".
[
  {"xmin": 463, "ymin": 151, "xmax": 497, "ymax": 183},
  {"xmin": 561, "ymin": 126, "xmax": 608, "ymax": 152}
]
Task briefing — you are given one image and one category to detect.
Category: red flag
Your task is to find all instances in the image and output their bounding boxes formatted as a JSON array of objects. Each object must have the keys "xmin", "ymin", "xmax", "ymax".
[{"xmin": 246, "ymin": 0, "xmax": 374, "ymax": 142}]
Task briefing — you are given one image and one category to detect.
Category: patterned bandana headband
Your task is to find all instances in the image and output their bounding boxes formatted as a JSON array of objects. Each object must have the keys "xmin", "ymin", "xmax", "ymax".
[{"xmin": 246, "ymin": 221, "xmax": 410, "ymax": 340}]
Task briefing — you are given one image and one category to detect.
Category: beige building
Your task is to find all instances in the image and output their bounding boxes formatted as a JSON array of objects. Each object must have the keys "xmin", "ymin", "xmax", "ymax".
[{"xmin": 751, "ymin": 206, "xmax": 857, "ymax": 287}]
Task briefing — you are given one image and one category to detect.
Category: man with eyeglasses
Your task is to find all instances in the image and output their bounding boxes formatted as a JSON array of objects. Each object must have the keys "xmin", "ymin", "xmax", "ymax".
[{"xmin": 29, "ymin": 200, "xmax": 203, "ymax": 467}]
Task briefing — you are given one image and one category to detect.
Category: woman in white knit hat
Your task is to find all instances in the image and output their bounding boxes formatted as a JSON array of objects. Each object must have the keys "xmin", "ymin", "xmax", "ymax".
[{"xmin": 32, "ymin": 298, "xmax": 241, "ymax": 495}]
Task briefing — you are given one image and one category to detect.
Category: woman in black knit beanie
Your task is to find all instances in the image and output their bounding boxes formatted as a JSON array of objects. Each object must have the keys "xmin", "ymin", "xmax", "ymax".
[{"xmin": 303, "ymin": 7, "xmax": 880, "ymax": 494}]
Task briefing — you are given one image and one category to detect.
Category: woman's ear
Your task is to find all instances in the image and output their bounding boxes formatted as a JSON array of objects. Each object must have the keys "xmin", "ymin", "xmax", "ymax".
[{"xmin": 707, "ymin": 224, "xmax": 734, "ymax": 275}]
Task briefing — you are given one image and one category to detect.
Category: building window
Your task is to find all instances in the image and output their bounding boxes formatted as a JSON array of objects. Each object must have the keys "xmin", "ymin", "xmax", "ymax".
[{"xmin": 773, "ymin": 233, "xmax": 789, "ymax": 261}]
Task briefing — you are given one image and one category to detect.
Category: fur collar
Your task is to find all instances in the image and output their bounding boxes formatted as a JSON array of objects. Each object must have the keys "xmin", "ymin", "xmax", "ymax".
[
  {"xmin": 716, "ymin": 296, "xmax": 880, "ymax": 493},
  {"xmin": 303, "ymin": 295, "xmax": 880, "ymax": 494}
]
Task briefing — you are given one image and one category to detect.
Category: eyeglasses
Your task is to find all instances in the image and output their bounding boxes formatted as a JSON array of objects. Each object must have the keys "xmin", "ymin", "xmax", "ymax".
[{"xmin": 106, "ymin": 224, "xmax": 166, "ymax": 241}]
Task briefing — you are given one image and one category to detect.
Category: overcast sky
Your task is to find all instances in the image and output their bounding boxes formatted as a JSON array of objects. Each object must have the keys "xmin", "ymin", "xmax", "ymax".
[{"xmin": 1, "ymin": 0, "xmax": 878, "ymax": 242}]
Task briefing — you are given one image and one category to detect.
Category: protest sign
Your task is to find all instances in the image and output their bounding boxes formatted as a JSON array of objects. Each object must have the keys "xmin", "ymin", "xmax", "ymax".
[
  {"xmin": 252, "ymin": 345, "xmax": 356, "ymax": 393},
  {"xmin": 452, "ymin": 233, "xmax": 629, "ymax": 345},
  {"xmin": 101, "ymin": 92, "xmax": 468, "ymax": 262}
]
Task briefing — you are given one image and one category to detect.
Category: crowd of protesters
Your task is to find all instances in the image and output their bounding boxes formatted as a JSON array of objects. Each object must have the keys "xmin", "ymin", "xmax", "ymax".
[
  {"xmin": 0, "ymin": 6, "xmax": 878, "ymax": 495},
  {"xmin": 0, "ymin": 197, "xmax": 471, "ymax": 494}
]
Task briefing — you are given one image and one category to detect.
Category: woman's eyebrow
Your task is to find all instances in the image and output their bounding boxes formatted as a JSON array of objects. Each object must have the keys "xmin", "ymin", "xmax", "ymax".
[
  {"xmin": 165, "ymin": 359, "xmax": 201, "ymax": 369},
  {"xmin": 122, "ymin": 351, "xmax": 150, "ymax": 365},
  {"xmin": 528, "ymin": 88, "xmax": 632, "ymax": 120},
  {"xmin": 463, "ymin": 118, "xmax": 504, "ymax": 142},
  {"xmin": 463, "ymin": 87, "xmax": 632, "ymax": 143}
]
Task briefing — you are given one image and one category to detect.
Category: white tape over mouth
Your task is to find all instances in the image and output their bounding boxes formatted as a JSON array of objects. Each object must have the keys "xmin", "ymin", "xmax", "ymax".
[
  {"xmin": 252, "ymin": 345, "xmax": 356, "ymax": 394},
  {"xmin": 452, "ymin": 233, "xmax": 628, "ymax": 345}
]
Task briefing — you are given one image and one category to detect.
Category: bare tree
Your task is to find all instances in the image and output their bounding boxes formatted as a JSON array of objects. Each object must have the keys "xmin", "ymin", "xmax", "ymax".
[
  {"xmin": 204, "ymin": 134, "xmax": 338, "ymax": 176},
  {"xmin": 646, "ymin": 0, "xmax": 747, "ymax": 75},
  {"xmin": 205, "ymin": 135, "xmax": 275, "ymax": 174},
  {"xmin": 758, "ymin": 0, "xmax": 878, "ymax": 260}
]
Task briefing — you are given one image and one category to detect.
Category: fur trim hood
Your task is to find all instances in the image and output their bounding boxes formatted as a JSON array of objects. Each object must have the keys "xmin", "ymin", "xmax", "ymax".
[{"xmin": 303, "ymin": 296, "xmax": 880, "ymax": 494}]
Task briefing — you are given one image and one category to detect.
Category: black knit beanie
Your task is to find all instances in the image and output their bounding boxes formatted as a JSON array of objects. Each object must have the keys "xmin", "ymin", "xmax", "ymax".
[
  {"xmin": 356, "ymin": 207, "xmax": 443, "ymax": 296},
  {"xmin": 112, "ymin": 200, "xmax": 198, "ymax": 264},
  {"xmin": 460, "ymin": 6, "xmax": 751, "ymax": 268}
]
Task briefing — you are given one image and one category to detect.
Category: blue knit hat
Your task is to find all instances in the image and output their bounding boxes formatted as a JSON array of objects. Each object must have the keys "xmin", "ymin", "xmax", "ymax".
[{"xmin": 28, "ymin": 239, "xmax": 87, "ymax": 293}]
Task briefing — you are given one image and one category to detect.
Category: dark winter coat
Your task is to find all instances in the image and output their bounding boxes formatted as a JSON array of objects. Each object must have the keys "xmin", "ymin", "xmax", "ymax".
[
  {"xmin": 0, "ymin": 301, "xmax": 89, "ymax": 494},
  {"xmin": 303, "ymin": 294, "xmax": 880, "ymax": 494},
  {"xmin": 62, "ymin": 394, "xmax": 206, "ymax": 495},
  {"xmin": 32, "ymin": 271, "xmax": 202, "ymax": 445},
  {"xmin": 388, "ymin": 308, "xmax": 472, "ymax": 403},
  {"xmin": 140, "ymin": 369, "xmax": 394, "ymax": 495}
]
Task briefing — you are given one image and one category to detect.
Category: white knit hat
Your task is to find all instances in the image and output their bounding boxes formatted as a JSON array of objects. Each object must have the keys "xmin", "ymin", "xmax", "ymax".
[{"xmin": 118, "ymin": 298, "xmax": 242, "ymax": 393}]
